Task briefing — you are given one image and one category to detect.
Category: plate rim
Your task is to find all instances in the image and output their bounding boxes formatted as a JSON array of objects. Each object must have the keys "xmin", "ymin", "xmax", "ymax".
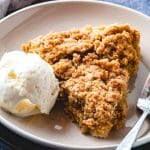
[{"xmin": 0, "ymin": 0, "xmax": 150, "ymax": 149}]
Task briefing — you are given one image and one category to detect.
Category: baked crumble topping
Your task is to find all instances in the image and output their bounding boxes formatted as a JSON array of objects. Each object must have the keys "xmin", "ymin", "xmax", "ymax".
[{"xmin": 22, "ymin": 24, "xmax": 140, "ymax": 138}]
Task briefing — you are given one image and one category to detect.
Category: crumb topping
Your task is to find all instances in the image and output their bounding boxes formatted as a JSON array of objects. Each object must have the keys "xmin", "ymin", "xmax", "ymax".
[{"xmin": 22, "ymin": 24, "xmax": 140, "ymax": 137}]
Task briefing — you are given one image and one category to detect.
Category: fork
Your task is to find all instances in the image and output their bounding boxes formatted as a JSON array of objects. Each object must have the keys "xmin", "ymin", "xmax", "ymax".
[{"xmin": 116, "ymin": 74, "xmax": 150, "ymax": 150}]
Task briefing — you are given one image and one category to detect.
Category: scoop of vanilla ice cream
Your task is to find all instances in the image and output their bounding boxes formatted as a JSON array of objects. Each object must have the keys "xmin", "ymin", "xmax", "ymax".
[{"xmin": 0, "ymin": 51, "xmax": 59, "ymax": 117}]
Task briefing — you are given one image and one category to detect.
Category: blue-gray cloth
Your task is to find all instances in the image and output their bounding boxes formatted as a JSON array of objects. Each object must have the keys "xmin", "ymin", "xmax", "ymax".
[
  {"xmin": 102, "ymin": 0, "xmax": 150, "ymax": 16},
  {"xmin": 0, "ymin": 0, "xmax": 150, "ymax": 150}
]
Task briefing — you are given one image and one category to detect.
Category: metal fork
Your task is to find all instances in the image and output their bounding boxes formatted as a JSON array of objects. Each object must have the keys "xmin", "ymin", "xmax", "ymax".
[{"xmin": 116, "ymin": 74, "xmax": 150, "ymax": 150}]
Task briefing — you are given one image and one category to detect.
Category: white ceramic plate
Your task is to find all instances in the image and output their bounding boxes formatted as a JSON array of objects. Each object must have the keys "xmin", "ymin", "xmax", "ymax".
[{"xmin": 0, "ymin": 1, "xmax": 150, "ymax": 149}]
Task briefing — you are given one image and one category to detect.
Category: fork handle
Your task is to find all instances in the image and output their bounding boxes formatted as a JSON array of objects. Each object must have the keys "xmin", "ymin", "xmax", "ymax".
[{"xmin": 116, "ymin": 111, "xmax": 148, "ymax": 150}]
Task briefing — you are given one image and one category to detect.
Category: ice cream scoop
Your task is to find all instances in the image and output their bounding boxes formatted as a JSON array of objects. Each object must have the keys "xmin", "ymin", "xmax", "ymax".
[{"xmin": 0, "ymin": 51, "xmax": 59, "ymax": 117}]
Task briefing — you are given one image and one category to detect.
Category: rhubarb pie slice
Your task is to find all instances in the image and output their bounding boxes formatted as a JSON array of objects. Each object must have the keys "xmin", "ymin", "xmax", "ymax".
[{"xmin": 22, "ymin": 24, "xmax": 140, "ymax": 138}]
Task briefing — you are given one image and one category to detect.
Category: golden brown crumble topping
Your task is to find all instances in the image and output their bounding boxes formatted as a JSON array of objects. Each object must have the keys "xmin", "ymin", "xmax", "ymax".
[{"xmin": 22, "ymin": 24, "xmax": 140, "ymax": 138}]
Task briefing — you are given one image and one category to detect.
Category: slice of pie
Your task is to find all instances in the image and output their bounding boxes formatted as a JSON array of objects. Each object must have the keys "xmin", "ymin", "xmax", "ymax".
[{"xmin": 22, "ymin": 24, "xmax": 140, "ymax": 138}]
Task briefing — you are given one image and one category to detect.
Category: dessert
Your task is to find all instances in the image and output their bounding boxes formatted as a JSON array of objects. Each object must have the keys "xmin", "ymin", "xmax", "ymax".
[
  {"xmin": 22, "ymin": 24, "xmax": 140, "ymax": 137},
  {"xmin": 0, "ymin": 51, "xmax": 59, "ymax": 117}
]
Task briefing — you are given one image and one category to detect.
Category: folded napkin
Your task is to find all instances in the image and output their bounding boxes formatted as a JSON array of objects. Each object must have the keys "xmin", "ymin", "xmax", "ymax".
[{"xmin": 0, "ymin": 0, "xmax": 37, "ymax": 19}]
